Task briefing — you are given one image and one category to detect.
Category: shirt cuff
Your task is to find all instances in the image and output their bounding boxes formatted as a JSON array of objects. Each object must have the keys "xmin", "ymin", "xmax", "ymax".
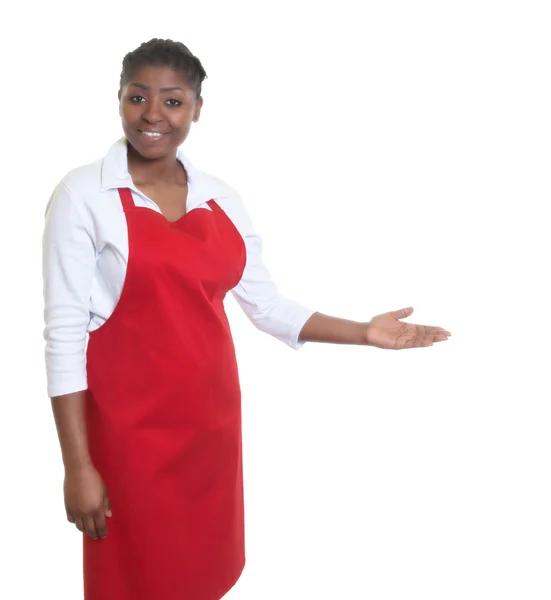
[
  {"xmin": 287, "ymin": 307, "xmax": 318, "ymax": 350},
  {"xmin": 47, "ymin": 373, "xmax": 88, "ymax": 398}
]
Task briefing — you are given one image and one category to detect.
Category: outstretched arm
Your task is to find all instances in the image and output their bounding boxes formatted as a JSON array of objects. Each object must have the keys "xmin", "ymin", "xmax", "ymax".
[
  {"xmin": 299, "ymin": 306, "xmax": 451, "ymax": 350},
  {"xmin": 223, "ymin": 192, "xmax": 451, "ymax": 351}
]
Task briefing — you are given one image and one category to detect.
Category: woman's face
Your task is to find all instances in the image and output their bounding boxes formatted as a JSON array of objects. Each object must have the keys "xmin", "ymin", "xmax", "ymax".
[{"xmin": 119, "ymin": 65, "xmax": 203, "ymax": 160}]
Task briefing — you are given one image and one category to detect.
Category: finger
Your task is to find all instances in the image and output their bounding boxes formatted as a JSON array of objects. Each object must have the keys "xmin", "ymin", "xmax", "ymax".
[
  {"xmin": 75, "ymin": 517, "xmax": 86, "ymax": 533},
  {"xmin": 406, "ymin": 336, "xmax": 432, "ymax": 348},
  {"xmin": 104, "ymin": 493, "xmax": 112, "ymax": 519},
  {"xmin": 94, "ymin": 513, "xmax": 108, "ymax": 539},
  {"xmin": 66, "ymin": 511, "xmax": 75, "ymax": 524},
  {"xmin": 424, "ymin": 333, "xmax": 449, "ymax": 344},
  {"xmin": 419, "ymin": 325, "xmax": 451, "ymax": 336},
  {"xmin": 391, "ymin": 307, "xmax": 414, "ymax": 319},
  {"xmin": 84, "ymin": 515, "xmax": 99, "ymax": 540},
  {"xmin": 423, "ymin": 332, "xmax": 448, "ymax": 342},
  {"xmin": 417, "ymin": 338, "xmax": 433, "ymax": 348},
  {"xmin": 401, "ymin": 332, "xmax": 447, "ymax": 349}
]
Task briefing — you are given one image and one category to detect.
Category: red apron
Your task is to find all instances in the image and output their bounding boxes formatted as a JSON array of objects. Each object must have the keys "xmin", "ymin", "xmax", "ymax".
[{"xmin": 84, "ymin": 188, "xmax": 247, "ymax": 600}]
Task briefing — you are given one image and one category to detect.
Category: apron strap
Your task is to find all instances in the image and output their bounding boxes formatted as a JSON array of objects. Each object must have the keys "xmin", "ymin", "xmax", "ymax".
[{"xmin": 118, "ymin": 188, "xmax": 135, "ymax": 213}]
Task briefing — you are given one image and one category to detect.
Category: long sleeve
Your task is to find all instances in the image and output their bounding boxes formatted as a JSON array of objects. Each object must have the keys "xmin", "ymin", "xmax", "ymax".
[
  {"xmin": 228, "ymin": 195, "xmax": 316, "ymax": 349},
  {"xmin": 42, "ymin": 182, "xmax": 97, "ymax": 397}
]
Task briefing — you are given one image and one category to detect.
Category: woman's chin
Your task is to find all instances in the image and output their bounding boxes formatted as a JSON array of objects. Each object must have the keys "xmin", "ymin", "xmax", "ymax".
[{"xmin": 128, "ymin": 137, "xmax": 175, "ymax": 160}]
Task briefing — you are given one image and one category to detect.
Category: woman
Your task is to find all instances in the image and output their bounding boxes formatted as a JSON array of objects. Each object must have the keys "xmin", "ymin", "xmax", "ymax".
[{"xmin": 43, "ymin": 38, "xmax": 451, "ymax": 600}]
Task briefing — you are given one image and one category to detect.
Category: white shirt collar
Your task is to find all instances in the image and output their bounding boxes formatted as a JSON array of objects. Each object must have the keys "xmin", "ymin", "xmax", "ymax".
[{"xmin": 100, "ymin": 137, "xmax": 214, "ymax": 210}]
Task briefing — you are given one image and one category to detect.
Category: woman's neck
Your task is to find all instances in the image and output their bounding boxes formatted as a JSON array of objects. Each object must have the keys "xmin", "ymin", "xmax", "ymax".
[{"xmin": 127, "ymin": 145, "xmax": 186, "ymax": 186}]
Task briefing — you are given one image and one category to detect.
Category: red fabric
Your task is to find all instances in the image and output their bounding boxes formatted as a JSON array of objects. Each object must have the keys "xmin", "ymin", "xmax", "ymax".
[{"xmin": 83, "ymin": 188, "xmax": 247, "ymax": 600}]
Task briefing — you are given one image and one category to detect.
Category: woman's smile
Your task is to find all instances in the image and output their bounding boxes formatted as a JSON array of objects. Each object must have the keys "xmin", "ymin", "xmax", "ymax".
[{"xmin": 137, "ymin": 129, "xmax": 170, "ymax": 140}]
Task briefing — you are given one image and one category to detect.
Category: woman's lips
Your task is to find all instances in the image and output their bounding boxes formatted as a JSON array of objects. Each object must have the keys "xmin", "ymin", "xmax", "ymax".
[{"xmin": 137, "ymin": 129, "xmax": 169, "ymax": 141}]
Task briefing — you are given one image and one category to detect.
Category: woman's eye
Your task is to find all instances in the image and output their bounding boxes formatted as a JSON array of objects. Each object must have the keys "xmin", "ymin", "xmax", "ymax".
[{"xmin": 128, "ymin": 96, "xmax": 181, "ymax": 106}]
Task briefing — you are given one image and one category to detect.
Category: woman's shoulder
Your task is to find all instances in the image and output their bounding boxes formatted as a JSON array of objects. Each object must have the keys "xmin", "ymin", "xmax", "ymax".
[
  {"xmin": 58, "ymin": 158, "xmax": 104, "ymax": 196},
  {"xmin": 189, "ymin": 165, "xmax": 241, "ymax": 202},
  {"xmin": 56, "ymin": 138, "xmax": 126, "ymax": 198},
  {"xmin": 190, "ymin": 167, "xmax": 257, "ymax": 235},
  {"xmin": 47, "ymin": 147, "xmax": 117, "ymax": 223}
]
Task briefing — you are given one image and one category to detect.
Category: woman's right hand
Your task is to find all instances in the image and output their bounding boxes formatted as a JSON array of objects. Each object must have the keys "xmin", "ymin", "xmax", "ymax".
[{"xmin": 64, "ymin": 464, "xmax": 112, "ymax": 540}]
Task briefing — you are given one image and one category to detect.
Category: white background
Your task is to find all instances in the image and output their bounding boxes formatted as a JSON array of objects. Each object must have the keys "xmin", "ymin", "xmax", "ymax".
[{"xmin": 1, "ymin": 1, "xmax": 549, "ymax": 598}]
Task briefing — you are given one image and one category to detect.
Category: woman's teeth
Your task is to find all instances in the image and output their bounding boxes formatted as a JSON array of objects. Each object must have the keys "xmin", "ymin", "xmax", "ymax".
[{"xmin": 140, "ymin": 131, "xmax": 163, "ymax": 137}]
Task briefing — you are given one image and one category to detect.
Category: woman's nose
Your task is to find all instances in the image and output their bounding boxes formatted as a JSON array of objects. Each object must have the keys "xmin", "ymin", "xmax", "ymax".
[{"xmin": 142, "ymin": 100, "xmax": 164, "ymax": 124}]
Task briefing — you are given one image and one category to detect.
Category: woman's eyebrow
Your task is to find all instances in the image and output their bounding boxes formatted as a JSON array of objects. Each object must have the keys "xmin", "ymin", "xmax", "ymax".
[{"xmin": 128, "ymin": 82, "xmax": 185, "ymax": 92}]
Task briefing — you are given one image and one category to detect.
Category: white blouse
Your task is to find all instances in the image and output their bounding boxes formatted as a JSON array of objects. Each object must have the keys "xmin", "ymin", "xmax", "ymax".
[{"xmin": 42, "ymin": 138, "xmax": 316, "ymax": 398}]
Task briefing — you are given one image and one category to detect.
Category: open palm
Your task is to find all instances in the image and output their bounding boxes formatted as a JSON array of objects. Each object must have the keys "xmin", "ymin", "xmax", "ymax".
[{"xmin": 366, "ymin": 307, "xmax": 451, "ymax": 350}]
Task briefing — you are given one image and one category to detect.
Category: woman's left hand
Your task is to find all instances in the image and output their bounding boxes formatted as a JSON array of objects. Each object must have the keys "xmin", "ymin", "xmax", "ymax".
[{"xmin": 366, "ymin": 306, "xmax": 451, "ymax": 350}]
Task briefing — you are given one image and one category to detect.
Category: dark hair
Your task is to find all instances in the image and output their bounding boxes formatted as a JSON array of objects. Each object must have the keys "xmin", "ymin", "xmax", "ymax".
[{"xmin": 119, "ymin": 38, "xmax": 207, "ymax": 97}]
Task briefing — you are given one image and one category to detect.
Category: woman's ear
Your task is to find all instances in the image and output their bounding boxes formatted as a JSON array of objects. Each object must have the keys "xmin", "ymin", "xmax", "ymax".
[{"xmin": 193, "ymin": 96, "xmax": 204, "ymax": 122}]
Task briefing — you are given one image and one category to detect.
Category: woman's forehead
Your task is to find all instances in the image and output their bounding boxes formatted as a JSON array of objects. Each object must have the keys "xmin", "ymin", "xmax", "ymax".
[{"xmin": 125, "ymin": 64, "xmax": 193, "ymax": 89}]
